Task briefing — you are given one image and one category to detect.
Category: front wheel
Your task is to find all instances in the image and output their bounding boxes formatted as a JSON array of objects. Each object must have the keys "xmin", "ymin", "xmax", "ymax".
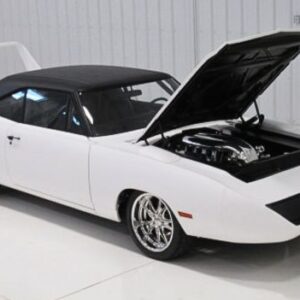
[{"xmin": 126, "ymin": 192, "xmax": 189, "ymax": 260}]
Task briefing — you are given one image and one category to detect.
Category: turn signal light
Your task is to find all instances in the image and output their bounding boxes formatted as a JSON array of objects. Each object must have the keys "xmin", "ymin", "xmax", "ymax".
[{"xmin": 178, "ymin": 211, "xmax": 193, "ymax": 219}]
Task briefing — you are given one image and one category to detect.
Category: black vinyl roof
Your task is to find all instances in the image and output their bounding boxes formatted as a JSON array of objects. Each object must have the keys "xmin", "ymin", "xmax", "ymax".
[{"xmin": 0, "ymin": 65, "xmax": 171, "ymax": 97}]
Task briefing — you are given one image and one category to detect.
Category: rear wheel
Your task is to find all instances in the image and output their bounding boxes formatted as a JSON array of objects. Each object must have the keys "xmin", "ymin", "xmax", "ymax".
[{"xmin": 126, "ymin": 192, "xmax": 189, "ymax": 260}]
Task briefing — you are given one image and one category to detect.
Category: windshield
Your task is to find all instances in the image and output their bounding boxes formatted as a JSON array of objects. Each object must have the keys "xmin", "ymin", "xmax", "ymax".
[{"xmin": 80, "ymin": 77, "xmax": 179, "ymax": 136}]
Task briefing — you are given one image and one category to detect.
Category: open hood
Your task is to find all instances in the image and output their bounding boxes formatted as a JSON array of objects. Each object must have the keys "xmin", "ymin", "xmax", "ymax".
[{"xmin": 138, "ymin": 31, "xmax": 300, "ymax": 142}]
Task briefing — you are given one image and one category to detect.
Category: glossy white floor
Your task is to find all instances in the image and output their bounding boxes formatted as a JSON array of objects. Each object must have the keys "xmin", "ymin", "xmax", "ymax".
[{"xmin": 0, "ymin": 189, "xmax": 299, "ymax": 300}]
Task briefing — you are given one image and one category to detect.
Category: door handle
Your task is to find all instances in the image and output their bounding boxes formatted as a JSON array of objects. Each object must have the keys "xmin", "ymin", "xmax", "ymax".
[{"xmin": 7, "ymin": 135, "xmax": 21, "ymax": 144}]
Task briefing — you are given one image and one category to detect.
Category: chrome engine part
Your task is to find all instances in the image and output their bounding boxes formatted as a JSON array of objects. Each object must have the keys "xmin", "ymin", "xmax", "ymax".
[{"xmin": 181, "ymin": 131, "xmax": 265, "ymax": 165}]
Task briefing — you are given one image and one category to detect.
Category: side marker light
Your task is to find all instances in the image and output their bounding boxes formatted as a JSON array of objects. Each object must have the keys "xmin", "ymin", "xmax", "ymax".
[{"xmin": 178, "ymin": 211, "xmax": 193, "ymax": 219}]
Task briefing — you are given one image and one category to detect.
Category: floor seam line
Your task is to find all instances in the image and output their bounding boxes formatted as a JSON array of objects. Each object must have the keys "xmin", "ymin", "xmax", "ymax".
[{"xmin": 55, "ymin": 260, "xmax": 155, "ymax": 300}]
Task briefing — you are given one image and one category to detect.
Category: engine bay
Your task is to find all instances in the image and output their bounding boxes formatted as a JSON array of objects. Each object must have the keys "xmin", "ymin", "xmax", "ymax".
[
  {"xmin": 155, "ymin": 123, "xmax": 300, "ymax": 182},
  {"xmin": 179, "ymin": 127, "xmax": 267, "ymax": 166}
]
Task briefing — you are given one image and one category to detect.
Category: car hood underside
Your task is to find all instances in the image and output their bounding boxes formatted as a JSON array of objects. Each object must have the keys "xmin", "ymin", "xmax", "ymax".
[{"xmin": 138, "ymin": 31, "xmax": 300, "ymax": 141}]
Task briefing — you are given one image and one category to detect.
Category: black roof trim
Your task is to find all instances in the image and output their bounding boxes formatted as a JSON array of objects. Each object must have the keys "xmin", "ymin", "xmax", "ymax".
[{"xmin": 0, "ymin": 65, "xmax": 171, "ymax": 97}]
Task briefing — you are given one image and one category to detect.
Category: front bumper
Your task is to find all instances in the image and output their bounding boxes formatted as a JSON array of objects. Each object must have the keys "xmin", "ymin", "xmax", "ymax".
[
  {"xmin": 184, "ymin": 188, "xmax": 300, "ymax": 244},
  {"xmin": 173, "ymin": 161, "xmax": 300, "ymax": 244}
]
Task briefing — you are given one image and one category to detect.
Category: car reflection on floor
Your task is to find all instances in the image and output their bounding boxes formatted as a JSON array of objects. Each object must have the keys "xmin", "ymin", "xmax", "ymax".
[{"xmin": 0, "ymin": 189, "xmax": 299, "ymax": 300}]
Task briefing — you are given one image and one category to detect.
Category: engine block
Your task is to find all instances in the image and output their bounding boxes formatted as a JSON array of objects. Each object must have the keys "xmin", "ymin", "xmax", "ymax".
[{"xmin": 181, "ymin": 131, "xmax": 265, "ymax": 166}]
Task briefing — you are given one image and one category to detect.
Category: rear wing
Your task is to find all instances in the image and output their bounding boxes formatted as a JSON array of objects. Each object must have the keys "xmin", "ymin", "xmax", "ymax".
[{"xmin": 0, "ymin": 41, "xmax": 40, "ymax": 71}]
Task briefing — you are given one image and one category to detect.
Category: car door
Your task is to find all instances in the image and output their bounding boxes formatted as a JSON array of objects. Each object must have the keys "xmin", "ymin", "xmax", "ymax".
[
  {"xmin": 5, "ymin": 88, "xmax": 94, "ymax": 209},
  {"xmin": 0, "ymin": 90, "xmax": 26, "ymax": 186}
]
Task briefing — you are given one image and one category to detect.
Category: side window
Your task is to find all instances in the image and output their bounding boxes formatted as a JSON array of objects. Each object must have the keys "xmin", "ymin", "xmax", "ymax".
[
  {"xmin": 24, "ymin": 89, "xmax": 69, "ymax": 131},
  {"xmin": 0, "ymin": 90, "xmax": 25, "ymax": 122}
]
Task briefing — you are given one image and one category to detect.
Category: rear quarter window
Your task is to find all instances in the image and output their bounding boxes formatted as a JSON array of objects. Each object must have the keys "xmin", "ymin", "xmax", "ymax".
[{"xmin": 0, "ymin": 90, "xmax": 25, "ymax": 122}]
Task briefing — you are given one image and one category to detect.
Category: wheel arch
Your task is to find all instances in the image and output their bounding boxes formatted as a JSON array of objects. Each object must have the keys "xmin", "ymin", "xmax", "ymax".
[
  {"xmin": 117, "ymin": 189, "xmax": 143, "ymax": 222},
  {"xmin": 116, "ymin": 188, "xmax": 182, "ymax": 224}
]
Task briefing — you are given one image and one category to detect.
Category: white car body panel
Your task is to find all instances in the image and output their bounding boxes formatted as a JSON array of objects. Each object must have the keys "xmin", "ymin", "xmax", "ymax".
[
  {"xmin": 1, "ymin": 115, "xmax": 300, "ymax": 244},
  {"xmin": 1, "ymin": 33, "xmax": 300, "ymax": 246},
  {"xmin": 3, "ymin": 119, "xmax": 93, "ymax": 209},
  {"xmin": 86, "ymin": 122, "xmax": 300, "ymax": 244}
]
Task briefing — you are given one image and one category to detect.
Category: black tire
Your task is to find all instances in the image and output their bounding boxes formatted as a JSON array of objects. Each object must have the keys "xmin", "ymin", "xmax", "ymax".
[{"xmin": 126, "ymin": 191, "xmax": 189, "ymax": 260}]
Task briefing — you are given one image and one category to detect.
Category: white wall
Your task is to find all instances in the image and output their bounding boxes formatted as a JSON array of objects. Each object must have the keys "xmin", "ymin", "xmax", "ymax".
[
  {"xmin": 0, "ymin": 0, "xmax": 195, "ymax": 79},
  {"xmin": 0, "ymin": 0, "xmax": 299, "ymax": 123}
]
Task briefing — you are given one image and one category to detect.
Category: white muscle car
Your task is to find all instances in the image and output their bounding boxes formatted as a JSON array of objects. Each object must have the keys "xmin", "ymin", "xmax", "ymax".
[{"xmin": 1, "ymin": 31, "xmax": 300, "ymax": 260}]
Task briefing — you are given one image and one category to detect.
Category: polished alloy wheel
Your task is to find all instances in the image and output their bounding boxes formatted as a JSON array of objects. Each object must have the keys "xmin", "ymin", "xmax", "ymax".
[{"xmin": 131, "ymin": 193, "xmax": 174, "ymax": 253}]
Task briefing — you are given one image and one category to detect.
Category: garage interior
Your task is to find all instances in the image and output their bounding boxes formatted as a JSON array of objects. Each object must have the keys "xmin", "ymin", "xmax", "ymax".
[{"xmin": 0, "ymin": 1, "xmax": 300, "ymax": 299}]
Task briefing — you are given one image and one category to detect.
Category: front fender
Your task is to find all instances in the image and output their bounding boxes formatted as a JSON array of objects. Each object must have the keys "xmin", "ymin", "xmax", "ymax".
[{"xmin": 89, "ymin": 143, "xmax": 226, "ymax": 240}]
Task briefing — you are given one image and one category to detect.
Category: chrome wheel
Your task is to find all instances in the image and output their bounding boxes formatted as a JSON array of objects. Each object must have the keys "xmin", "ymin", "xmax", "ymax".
[{"xmin": 131, "ymin": 193, "xmax": 174, "ymax": 253}]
